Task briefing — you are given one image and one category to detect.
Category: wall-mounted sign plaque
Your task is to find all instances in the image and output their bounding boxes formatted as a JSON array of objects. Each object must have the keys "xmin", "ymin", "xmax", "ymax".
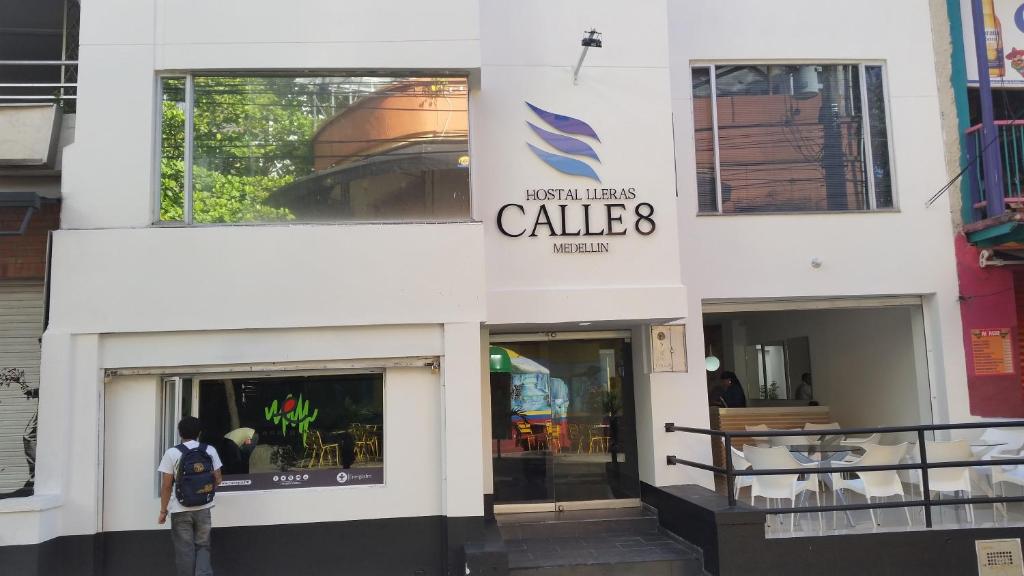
[{"xmin": 971, "ymin": 329, "xmax": 1014, "ymax": 376}]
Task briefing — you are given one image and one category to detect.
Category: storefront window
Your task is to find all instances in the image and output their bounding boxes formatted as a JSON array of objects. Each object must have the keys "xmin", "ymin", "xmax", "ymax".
[
  {"xmin": 187, "ymin": 373, "xmax": 384, "ymax": 491},
  {"xmin": 158, "ymin": 75, "xmax": 470, "ymax": 225}
]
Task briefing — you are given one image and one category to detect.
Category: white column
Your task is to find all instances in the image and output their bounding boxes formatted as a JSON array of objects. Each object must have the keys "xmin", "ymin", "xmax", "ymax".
[
  {"xmin": 441, "ymin": 322, "xmax": 484, "ymax": 518},
  {"xmin": 479, "ymin": 328, "xmax": 494, "ymax": 497},
  {"xmin": 632, "ymin": 325, "xmax": 714, "ymax": 489}
]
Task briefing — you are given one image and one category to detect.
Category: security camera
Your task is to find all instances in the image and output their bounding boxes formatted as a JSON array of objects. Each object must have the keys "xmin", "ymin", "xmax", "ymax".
[{"xmin": 582, "ymin": 29, "xmax": 602, "ymax": 48}]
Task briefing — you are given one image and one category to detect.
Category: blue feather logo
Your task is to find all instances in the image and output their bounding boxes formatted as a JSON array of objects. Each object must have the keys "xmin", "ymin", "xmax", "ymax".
[{"xmin": 525, "ymin": 102, "xmax": 601, "ymax": 182}]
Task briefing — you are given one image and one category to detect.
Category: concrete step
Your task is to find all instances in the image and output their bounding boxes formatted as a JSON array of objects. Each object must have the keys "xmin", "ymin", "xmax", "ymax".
[
  {"xmin": 496, "ymin": 507, "xmax": 660, "ymax": 540},
  {"xmin": 505, "ymin": 531, "xmax": 704, "ymax": 576}
]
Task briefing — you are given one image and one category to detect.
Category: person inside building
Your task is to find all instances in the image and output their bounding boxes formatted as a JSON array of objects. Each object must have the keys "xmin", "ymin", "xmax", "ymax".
[
  {"xmin": 795, "ymin": 372, "xmax": 814, "ymax": 402},
  {"xmin": 707, "ymin": 380, "xmax": 727, "ymax": 408},
  {"xmin": 719, "ymin": 371, "xmax": 747, "ymax": 408}
]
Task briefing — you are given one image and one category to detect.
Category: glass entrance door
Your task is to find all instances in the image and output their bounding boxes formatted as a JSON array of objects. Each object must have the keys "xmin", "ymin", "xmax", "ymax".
[{"xmin": 489, "ymin": 336, "xmax": 639, "ymax": 509}]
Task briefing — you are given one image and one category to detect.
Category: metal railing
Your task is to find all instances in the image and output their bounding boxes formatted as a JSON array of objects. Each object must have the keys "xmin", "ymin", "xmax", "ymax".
[
  {"xmin": 966, "ymin": 120, "xmax": 1024, "ymax": 223},
  {"xmin": 664, "ymin": 420, "xmax": 1024, "ymax": 529},
  {"xmin": 0, "ymin": 60, "xmax": 78, "ymax": 106}
]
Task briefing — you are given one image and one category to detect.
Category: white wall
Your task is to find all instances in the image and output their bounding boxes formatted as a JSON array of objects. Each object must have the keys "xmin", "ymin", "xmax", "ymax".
[
  {"xmin": 48, "ymin": 224, "xmax": 486, "ymax": 334},
  {"xmin": 631, "ymin": 326, "xmax": 714, "ymax": 489},
  {"xmin": 440, "ymin": 323, "xmax": 484, "ymax": 518},
  {"xmin": 2, "ymin": 323, "xmax": 462, "ymax": 545},
  {"xmin": 11, "ymin": 0, "xmax": 975, "ymax": 550},
  {"xmin": 63, "ymin": 0, "xmax": 479, "ymax": 229},
  {"xmin": 477, "ymin": 0, "xmax": 687, "ymax": 326},
  {"xmin": 668, "ymin": 0, "xmax": 969, "ymax": 462},
  {"xmin": 46, "ymin": 0, "xmax": 492, "ymax": 541},
  {"xmin": 475, "ymin": 0, "xmax": 695, "ymax": 487},
  {"xmin": 725, "ymin": 308, "xmax": 930, "ymax": 429},
  {"xmin": 102, "ymin": 367, "xmax": 443, "ymax": 532},
  {"xmin": 479, "ymin": 328, "xmax": 494, "ymax": 497}
]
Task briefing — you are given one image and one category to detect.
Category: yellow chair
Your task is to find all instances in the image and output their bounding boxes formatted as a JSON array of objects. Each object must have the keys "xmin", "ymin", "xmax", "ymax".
[
  {"xmin": 302, "ymin": 429, "xmax": 321, "ymax": 467},
  {"xmin": 515, "ymin": 421, "xmax": 538, "ymax": 450},
  {"xmin": 351, "ymin": 424, "xmax": 371, "ymax": 462},
  {"xmin": 313, "ymin": 430, "xmax": 339, "ymax": 467},
  {"xmin": 365, "ymin": 424, "xmax": 381, "ymax": 460},
  {"xmin": 545, "ymin": 422, "xmax": 561, "ymax": 454},
  {"xmin": 588, "ymin": 425, "xmax": 610, "ymax": 454},
  {"xmin": 568, "ymin": 424, "xmax": 584, "ymax": 454}
]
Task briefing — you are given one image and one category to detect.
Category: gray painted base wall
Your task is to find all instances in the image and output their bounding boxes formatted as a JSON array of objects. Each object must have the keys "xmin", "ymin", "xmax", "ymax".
[
  {"xmin": 645, "ymin": 483, "xmax": 1024, "ymax": 576},
  {"xmin": 0, "ymin": 515, "xmax": 483, "ymax": 576}
]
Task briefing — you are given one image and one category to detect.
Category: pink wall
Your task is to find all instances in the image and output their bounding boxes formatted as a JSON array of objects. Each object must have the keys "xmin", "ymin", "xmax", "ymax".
[{"xmin": 956, "ymin": 234, "xmax": 1024, "ymax": 417}]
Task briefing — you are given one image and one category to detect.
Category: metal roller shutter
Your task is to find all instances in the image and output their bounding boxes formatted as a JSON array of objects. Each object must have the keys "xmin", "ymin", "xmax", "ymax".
[{"xmin": 0, "ymin": 281, "xmax": 43, "ymax": 495}]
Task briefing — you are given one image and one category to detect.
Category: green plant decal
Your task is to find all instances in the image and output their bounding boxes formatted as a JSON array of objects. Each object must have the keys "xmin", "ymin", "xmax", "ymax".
[{"xmin": 264, "ymin": 394, "xmax": 319, "ymax": 442}]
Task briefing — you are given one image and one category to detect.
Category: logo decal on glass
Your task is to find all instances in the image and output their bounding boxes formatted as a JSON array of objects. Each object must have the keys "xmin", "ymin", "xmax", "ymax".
[
  {"xmin": 525, "ymin": 102, "xmax": 601, "ymax": 182},
  {"xmin": 264, "ymin": 393, "xmax": 318, "ymax": 443}
]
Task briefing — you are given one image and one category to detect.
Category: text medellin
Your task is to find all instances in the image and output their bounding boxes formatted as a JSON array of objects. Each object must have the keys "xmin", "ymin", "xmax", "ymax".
[{"xmin": 553, "ymin": 242, "xmax": 610, "ymax": 254}]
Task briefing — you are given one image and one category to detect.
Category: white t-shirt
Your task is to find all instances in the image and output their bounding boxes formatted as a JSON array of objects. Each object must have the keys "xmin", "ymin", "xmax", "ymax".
[{"xmin": 157, "ymin": 440, "xmax": 223, "ymax": 514}]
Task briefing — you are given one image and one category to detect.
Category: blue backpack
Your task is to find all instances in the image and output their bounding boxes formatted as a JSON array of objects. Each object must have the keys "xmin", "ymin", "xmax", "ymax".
[{"xmin": 174, "ymin": 444, "xmax": 216, "ymax": 507}]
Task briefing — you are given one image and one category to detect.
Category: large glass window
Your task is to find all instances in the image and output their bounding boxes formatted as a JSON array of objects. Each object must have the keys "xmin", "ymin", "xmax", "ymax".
[
  {"xmin": 692, "ymin": 64, "xmax": 894, "ymax": 214},
  {"xmin": 158, "ymin": 75, "xmax": 470, "ymax": 224},
  {"xmin": 174, "ymin": 373, "xmax": 384, "ymax": 491}
]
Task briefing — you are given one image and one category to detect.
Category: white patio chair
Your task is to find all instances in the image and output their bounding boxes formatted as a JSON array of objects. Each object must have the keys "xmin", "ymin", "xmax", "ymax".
[
  {"xmin": 729, "ymin": 445, "xmax": 754, "ymax": 503},
  {"xmin": 745, "ymin": 424, "xmax": 771, "ymax": 447},
  {"xmin": 832, "ymin": 443, "xmax": 913, "ymax": 527},
  {"xmin": 804, "ymin": 422, "xmax": 843, "ymax": 448},
  {"xmin": 744, "ymin": 445, "xmax": 823, "ymax": 532},
  {"xmin": 842, "ymin": 433, "xmax": 881, "ymax": 446},
  {"xmin": 925, "ymin": 440, "xmax": 975, "ymax": 524},
  {"xmin": 990, "ymin": 452, "xmax": 1024, "ymax": 521},
  {"xmin": 899, "ymin": 446, "xmax": 922, "ymax": 499},
  {"xmin": 972, "ymin": 428, "xmax": 1024, "ymax": 459},
  {"xmin": 769, "ymin": 430, "xmax": 814, "ymax": 448},
  {"xmin": 804, "ymin": 422, "xmax": 841, "ymax": 432},
  {"xmin": 969, "ymin": 429, "xmax": 1024, "ymax": 498}
]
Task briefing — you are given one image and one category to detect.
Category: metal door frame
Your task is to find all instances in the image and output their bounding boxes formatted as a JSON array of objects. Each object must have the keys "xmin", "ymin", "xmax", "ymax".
[{"xmin": 490, "ymin": 331, "xmax": 639, "ymax": 514}]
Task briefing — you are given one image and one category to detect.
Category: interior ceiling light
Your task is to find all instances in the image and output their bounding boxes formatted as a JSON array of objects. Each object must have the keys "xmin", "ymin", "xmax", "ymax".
[{"xmin": 705, "ymin": 355, "xmax": 721, "ymax": 372}]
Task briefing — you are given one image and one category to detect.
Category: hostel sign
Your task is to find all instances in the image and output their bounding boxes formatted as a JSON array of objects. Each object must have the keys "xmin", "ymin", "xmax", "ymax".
[{"xmin": 497, "ymin": 103, "xmax": 656, "ymax": 254}]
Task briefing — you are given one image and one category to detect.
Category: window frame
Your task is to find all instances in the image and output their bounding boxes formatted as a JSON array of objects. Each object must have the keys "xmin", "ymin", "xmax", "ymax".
[
  {"xmin": 158, "ymin": 368, "xmax": 388, "ymax": 493},
  {"xmin": 153, "ymin": 71, "xmax": 475, "ymax": 227},
  {"xmin": 690, "ymin": 61, "xmax": 899, "ymax": 216}
]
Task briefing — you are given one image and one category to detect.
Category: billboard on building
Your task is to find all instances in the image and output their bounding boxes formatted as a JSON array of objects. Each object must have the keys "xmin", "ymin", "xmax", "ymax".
[{"xmin": 963, "ymin": 0, "xmax": 1024, "ymax": 85}]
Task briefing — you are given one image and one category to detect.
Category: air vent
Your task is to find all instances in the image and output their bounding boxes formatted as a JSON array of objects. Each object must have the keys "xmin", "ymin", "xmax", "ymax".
[{"xmin": 977, "ymin": 539, "xmax": 1023, "ymax": 576}]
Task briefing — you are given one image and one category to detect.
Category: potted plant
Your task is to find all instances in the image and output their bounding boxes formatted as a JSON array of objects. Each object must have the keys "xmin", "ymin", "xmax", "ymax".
[{"xmin": 601, "ymin": 391, "xmax": 621, "ymax": 423}]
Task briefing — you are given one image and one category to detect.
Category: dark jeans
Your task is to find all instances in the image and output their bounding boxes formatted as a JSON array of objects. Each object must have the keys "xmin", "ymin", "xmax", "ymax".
[{"xmin": 171, "ymin": 508, "xmax": 213, "ymax": 576}]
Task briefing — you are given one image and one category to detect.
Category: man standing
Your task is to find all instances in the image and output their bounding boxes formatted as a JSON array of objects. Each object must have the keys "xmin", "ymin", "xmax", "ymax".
[
  {"xmin": 719, "ymin": 371, "xmax": 747, "ymax": 408},
  {"xmin": 795, "ymin": 372, "xmax": 814, "ymax": 402},
  {"xmin": 158, "ymin": 416, "xmax": 223, "ymax": 576}
]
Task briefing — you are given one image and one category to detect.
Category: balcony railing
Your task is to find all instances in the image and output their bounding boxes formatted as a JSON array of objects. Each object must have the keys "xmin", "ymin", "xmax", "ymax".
[
  {"xmin": 0, "ymin": 60, "xmax": 78, "ymax": 111},
  {"xmin": 965, "ymin": 120, "xmax": 1024, "ymax": 225},
  {"xmin": 665, "ymin": 420, "xmax": 1024, "ymax": 532}
]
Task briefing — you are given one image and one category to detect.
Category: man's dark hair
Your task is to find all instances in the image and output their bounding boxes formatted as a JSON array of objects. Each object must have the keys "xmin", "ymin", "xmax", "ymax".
[
  {"xmin": 178, "ymin": 416, "xmax": 202, "ymax": 441},
  {"xmin": 720, "ymin": 371, "xmax": 740, "ymax": 387}
]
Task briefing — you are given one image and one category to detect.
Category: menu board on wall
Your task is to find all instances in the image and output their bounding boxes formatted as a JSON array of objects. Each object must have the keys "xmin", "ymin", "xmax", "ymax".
[
  {"xmin": 962, "ymin": 0, "xmax": 1024, "ymax": 86},
  {"xmin": 971, "ymin": 329, "xmax": 1015, "ymax": 375}
]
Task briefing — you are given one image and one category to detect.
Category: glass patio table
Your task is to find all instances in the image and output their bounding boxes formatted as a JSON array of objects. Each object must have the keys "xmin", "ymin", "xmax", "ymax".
[{"xmin": 787, "ymin": 444, "xmax": 867, "ymax": 528}]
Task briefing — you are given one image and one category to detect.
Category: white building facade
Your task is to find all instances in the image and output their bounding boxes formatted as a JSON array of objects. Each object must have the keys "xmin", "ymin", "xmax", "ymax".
[{"xmin": 0, "ymin": 1, "xmax": 969, "ymax": 575}]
